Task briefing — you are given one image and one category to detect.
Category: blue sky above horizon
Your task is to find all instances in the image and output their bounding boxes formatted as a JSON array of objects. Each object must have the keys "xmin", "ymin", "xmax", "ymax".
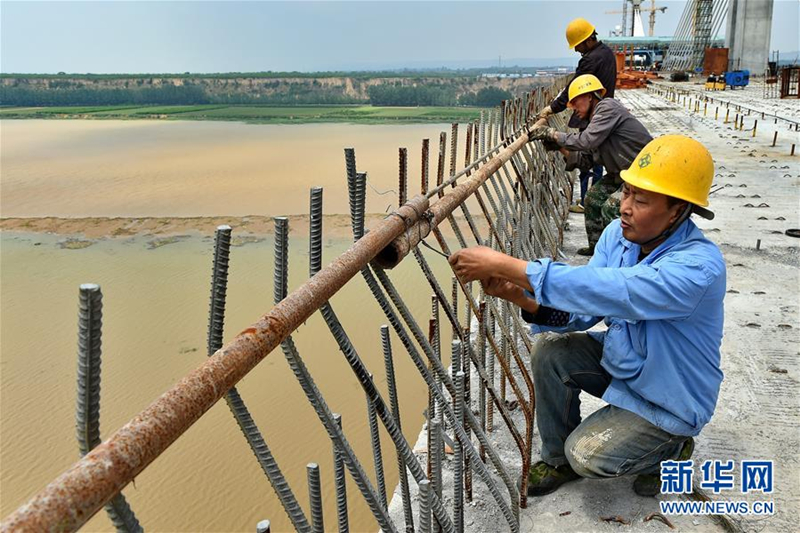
[{"xmin": 1, "ymin": 1, "xmax": 798, "ymax": 73}]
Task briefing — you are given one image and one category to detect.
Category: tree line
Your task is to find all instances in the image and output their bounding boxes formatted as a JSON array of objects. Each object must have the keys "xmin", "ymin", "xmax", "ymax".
[
  {"xmin": 368, "ymin": 85, "xmax": 512, "ymax": 107},
  {"xmin": 1, "ymin": 83, "xmax": 514, "ymax": 107}
]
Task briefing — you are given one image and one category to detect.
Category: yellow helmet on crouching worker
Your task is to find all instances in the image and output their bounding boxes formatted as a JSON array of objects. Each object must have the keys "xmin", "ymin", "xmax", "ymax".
[
  {"xmin": 567, "ymin": 74, "xmax": 607, "ymax": 107},
  {"xmin": 566, "ymin": 18, "xmax": 596, "ymax": 48},
  {"xmin": 620, "ymin": 135, "xmax": 715, "ymax": 220}
]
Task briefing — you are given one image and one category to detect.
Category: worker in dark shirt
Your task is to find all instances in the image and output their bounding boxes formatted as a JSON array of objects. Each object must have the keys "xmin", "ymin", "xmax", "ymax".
[{"xmin": 538, "ymin": 18, "xmax": 618, "ymax": 214}]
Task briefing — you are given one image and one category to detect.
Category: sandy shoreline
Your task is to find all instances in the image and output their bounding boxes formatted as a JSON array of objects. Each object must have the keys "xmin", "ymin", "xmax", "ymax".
[{"xmin": 1, "ymin": 213, "xmax": 469, "ymax": 242}]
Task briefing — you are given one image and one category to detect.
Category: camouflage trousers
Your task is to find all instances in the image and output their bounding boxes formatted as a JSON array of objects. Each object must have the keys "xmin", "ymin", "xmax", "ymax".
[{"xmin": 584, "ymin": 180, "xmax": 622, "ymax": 248}]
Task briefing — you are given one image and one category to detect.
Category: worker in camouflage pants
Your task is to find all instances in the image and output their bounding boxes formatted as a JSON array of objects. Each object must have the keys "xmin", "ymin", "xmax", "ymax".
[
  {"xmin": 528, "ymin": 74, "xmax": 652, "ymax": 255},
  {"xmin": 584, "ymin": 184, "xmax": 623, "ymax": 247}
]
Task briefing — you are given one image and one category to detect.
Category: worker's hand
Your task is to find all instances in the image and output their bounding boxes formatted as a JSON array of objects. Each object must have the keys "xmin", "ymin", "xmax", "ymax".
[
  {"xmin": 542, "ymin": 139, "xmax": 561, "ymax": 152},
  {"xmin": 449, "ymin": 246, "xmax": 504, "ymax": 282},
  {"xmin": 481, "ymin": 277, "xmax": 519, "ymax": 300},
  {"xmin": 536, "ymin": 105, "xmax": 553, "ymax": 121},
  {"xmin": 527, "ymin": 126, "xmax": 558, "ymax": 143}
]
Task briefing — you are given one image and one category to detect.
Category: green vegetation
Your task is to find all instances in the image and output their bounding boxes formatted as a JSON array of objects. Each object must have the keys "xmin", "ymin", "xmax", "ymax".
[
  {"xmin": 0, "ymin": 67, "xmax": 559, "ymax": 80},
  {"xmin": 457, "ymin": 87, "xmax": 515, "ymax": 107},
  {"xmin": 0, "ymin": 104, "xmax": 483, "ymax": 124},
  {"xmin": 368, "ymin": 84, "xmax": 458, "ymax": 106}
]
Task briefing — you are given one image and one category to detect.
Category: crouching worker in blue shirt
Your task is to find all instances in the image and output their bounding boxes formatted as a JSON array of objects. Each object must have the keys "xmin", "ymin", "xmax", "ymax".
[{"xmin": 448, "ymin": 135, "xmax": 726, "ymax": 497}]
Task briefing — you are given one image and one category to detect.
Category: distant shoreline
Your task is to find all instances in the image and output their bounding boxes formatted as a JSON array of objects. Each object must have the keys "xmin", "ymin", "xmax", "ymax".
[
  {"xmin": 0, "ymin": 215, "xmax": 469, "ymax": 241},
  {"xmin": 0, "ymin": 104, "xmax": 485, "ymax": 124}
]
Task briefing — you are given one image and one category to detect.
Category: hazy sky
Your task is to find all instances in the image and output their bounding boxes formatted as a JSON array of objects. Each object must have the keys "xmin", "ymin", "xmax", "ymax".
[{"xmin": 1, "ymin": 1, "xmax": 798, "ymax": 73}]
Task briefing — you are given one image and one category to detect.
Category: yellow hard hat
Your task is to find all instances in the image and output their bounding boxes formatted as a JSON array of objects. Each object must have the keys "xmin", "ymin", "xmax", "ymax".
[
  {"xmin": 566, "ymin": 18, "xmax": 596, "ymax": 48},
  {"xmin": 567, "ymin": 74, "xmax": 606, "ymax": 106},
  {"xmin": 620, "ymin": 135, "xmax": 715, "ymax": 219}
]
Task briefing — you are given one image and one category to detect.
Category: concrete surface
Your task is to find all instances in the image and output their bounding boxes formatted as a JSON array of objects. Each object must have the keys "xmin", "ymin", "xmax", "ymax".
[{"xmin": 387, "ymin": 83, "xmax": 799, "ymax": 532}]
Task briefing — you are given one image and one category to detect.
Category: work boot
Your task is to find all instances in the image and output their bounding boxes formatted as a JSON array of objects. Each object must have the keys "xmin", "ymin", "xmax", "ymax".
[
  {"xmin": 569, "ymin": 203, "xmax": 585, "ymax": 214},
  {"xmin": 633, "ymin": 437, "xmax": 695, "ymax": 497},
  {"xmin": 576, "ymin": 245, "xmax": 595, "ymax": 256},
  {"xmin": 521, "ymin": 460, "xmax": 581, "ymax": 497}
]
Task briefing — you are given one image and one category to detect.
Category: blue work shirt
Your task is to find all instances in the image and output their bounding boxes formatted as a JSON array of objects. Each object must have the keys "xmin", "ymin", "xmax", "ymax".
[{"xmin": 525, "ymin": 219, "xmax": 726, "ymax": 436}]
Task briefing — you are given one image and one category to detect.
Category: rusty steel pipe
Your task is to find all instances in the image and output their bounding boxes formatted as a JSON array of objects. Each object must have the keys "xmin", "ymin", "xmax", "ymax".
[
  {"xmin": 2, "ymin": 194, "xmax": 430, "ymax": 533},
  {"xmin": 373, "ymin": 132, "xmax": 530, "ymax": 269}
]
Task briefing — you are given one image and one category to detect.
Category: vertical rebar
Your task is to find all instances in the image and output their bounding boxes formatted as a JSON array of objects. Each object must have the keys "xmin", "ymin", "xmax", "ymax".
[
  {"xmin": 772, "ymin": 131, "xmax": 778, "ymax": 147},
  {"xmin": 451, "ymin": 277, "xmax": 459, "ymax": 341},
  {"xmin": 419, "ymin": 479, "xmax": 432, "ymax": 533},
  {"xmin": 500, "ymin": 289, "xmax": 508, "ymax": 404},
  {"xmin": 436, "ymin": 133, "xmax": 447, "ymax": 195},
  {"xmin": 479, "ymin": 110, "xmax": 486, "ymax": 157},
  {"xmin": 332, "ymin": 413, "xmax": 349, "ymax": 533},
  {"xmin": 451, "ymin": 340, "xmax": 462, "ymax": 411},
  {"xmin": 76, "ymin": 283, "xmax": 103, "ymax": 458},
  {"xmin": 345, "ymin": 148, "xmax": 361, "ymax": 240},
  {"xmin": 366, "ymin": 374, "xmax": 388, "ymax": 509},
  {"xmin": 431, "ymin": 296, "xmax": 442, "ymax": 429},
  {"xmin": 430, "ymin": 420, "xmax": 443, "ymax": 507},
  {"xmin": 477, "ymin": 301, "xmax": 487, "ymax": 461},
  {"xmin": 427, "ymin": 319, "xmax": 436, "ymax": 482},
  {"xmin": 309, "ymin": 188, "xmax": 323, "ymax": 276},
  {"xmin": 421, "ymin": 139, "xmax": 430, "ymax": 195},
  {"xmin": 462, "ymin": 327, "xmax": 472, "ymax": 502},
  {"xmin": 399, "ymin": 147, "xmax": 408, "ymax": 206},
  {"xmin": 76, "ymin": 284, "xmax": 143, "ymax": 533},
  {"xmin": 486, "ymin": 305, "xmax": 495, "ymax": 432},
  {"xmin": 453, "ymin": 371, "xmax": 465, "ymax": 533},
  {"xmin": 449, "ymin": 123, "xmax": 458, "ymax": 178},
  {"xmin": 307, "ymin": 463, "xmax": 324, "ymax": 533},
  {"xmin": 207, "ymin": 225, "xmax": 232, "ymax": 356},
  {"xmin": 382, "ymin": 326, "xmax": 414, "ymax": 533},
  {"xmin": 464, "ymin": 122, "xmax": 473, "ymax": 167}
]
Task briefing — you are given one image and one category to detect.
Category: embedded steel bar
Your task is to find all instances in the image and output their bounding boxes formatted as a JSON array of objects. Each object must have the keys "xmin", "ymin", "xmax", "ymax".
[
  {"xmin": 430, "ymin": 420, "xmax": 444, "ymax": 505},
  {"xmin": 307, "ymin": 463, "xmax": 324, "ymax": 533},
  {"xmin": 421, "ymin": 139, "xmax": 430, "ymax": 194},
  {"xmin": 331, "ymin": 414, "xmax": 350, "ymax": 533},
  {"xmin": 438, "ymin": 130, "xmax": 468, "ymax": 250},
  {"xmin": 75, "ymin": 284, "xmax": 142, "ymax": 533},
  {"xmin": 366, "ymin": 378, "xmax": 388, "ymax": 508},
  {"xmin": 381, "ymin": 326, "xmax": 415, "ymax": 533},
  {"xmin": 461, "ymin": 326, "xmax": 473, "ymax": 502},
  {"xmin": 477, "ymin": 301, "xmax": 488, "ymax": 461},
  {"xmin": 427, "ymin": 319, "xmax": 437, "ymax": 482},
  {"xmin": 418, "ymin": 479, "xmax": 432, "ymax": 533},
  {"xmin": 453, "ymin": 370, "xmax": 466, "ymax": 533},
  {"xmin": 399, "ymin": 148, "xmax": 408, "ymax": 206}
]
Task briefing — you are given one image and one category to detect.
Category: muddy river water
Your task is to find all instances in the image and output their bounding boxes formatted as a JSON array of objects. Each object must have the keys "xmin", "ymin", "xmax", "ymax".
[{"xmin": 0, "ymin": 120, "xmax": 464, "ymax": 531}]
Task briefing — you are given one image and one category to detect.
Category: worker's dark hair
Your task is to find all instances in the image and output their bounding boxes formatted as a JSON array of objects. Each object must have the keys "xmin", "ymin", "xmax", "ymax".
[{"xmin": 666, "ymin": 196, "xmax": 689, "ymax": 209}]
